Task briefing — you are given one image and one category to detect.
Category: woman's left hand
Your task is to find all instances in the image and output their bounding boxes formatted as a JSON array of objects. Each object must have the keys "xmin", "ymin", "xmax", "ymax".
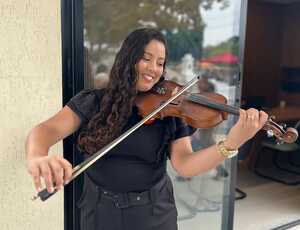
[{"xmin": 225, "ymin": 108, "xmax": 269, "ymax": 149}]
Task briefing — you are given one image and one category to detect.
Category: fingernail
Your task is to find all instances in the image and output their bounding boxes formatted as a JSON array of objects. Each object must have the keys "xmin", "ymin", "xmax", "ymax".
[
  {"xmin": 64, "ymin": 180, "xmax": 69, "ymax": 185},
  {"xmin": 37, "ymin": 187, "xmax": 42, "ymax": 192},
  {"xmin": 50, "ymin": 187, "xmax": 54, "ymax": 193}
]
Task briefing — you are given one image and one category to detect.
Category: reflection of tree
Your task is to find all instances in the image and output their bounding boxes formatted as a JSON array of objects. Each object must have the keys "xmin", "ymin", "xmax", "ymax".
[
  {"xmin": 203, "ymin": 36, "xmax": 239, "ymax": 58},
  {"xmin": 165, "ymin": 28, "xmax": 203, "ymax": 62},
  {"xmin": 84, "ymin": 0, "xmax": 229, "ymax": 64}
]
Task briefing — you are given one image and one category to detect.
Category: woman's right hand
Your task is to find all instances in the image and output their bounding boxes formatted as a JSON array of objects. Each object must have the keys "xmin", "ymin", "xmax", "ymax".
[{"xmin": 26, "ymin": 155, "xmax": 73, "ymax": 193}]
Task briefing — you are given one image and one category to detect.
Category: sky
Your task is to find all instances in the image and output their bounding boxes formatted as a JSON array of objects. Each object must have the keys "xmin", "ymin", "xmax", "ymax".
[{"xmin": 200, "ymin": 0, "xmax": 242, "ymax": 46}]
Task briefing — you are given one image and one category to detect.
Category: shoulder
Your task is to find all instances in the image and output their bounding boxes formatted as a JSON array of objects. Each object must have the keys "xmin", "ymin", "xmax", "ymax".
[
  {"xmin": 67, "ymin": 88, "xmax": 105, "ymax": 109},
  {"xmin": 66, "ymin": 88, "xmax": 106, "ymax": 123},
  {"xmin": 73, "ymin": 88, "xmax": 106, "ymax": 101}
]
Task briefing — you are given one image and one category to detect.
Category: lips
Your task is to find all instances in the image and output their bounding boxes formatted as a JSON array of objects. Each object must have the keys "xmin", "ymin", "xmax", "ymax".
[{"xmin": 142, "ymin": 73, "xmax": 155, "ymax": 82}]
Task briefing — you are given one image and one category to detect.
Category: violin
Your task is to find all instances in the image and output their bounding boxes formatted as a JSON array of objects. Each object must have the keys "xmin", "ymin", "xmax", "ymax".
[{"xmin": 135, "ymin": 79, "xmax": 298, "ymax": 144}]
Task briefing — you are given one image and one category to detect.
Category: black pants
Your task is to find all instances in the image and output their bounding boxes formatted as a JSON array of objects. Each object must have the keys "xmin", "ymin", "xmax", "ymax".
[{"xmin": 77, "ymin": 173, "xmax": 178, "ymax": 230}]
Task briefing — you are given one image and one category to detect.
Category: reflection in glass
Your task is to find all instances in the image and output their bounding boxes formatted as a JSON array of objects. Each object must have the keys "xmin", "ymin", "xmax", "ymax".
[{"xmin": 83, "ymin": 0, "xmax": 241, "ymax": 229}]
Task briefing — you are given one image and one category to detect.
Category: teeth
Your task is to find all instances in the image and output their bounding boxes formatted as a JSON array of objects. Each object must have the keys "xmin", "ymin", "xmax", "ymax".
[{"xmin": 144, "ymin": 74, "xmax": 153, "ymax": 81}]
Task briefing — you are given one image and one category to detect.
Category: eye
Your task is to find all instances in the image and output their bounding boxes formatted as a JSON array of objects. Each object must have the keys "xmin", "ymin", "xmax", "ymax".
[
  {"xmin": 142, "ymin": 56, "xmax": 150, "ymax": 61},
  {"xmin": 158, "ymin": 63, "xmax": 164, "ymax": 67}
]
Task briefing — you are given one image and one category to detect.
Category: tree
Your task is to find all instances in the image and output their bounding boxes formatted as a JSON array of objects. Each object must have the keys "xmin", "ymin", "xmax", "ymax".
[
  {"xmin": 84, "ymin": 0, "xmax": 229, "ymax": 63},
  {"xmin": 165, "ymin": 28, "xmax": 204, "ymax": 62}
]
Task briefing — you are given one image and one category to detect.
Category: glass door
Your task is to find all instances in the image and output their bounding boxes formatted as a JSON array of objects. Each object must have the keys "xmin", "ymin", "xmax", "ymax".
[{"xmin": 71, "ymin": 0, "xmax": 246, "ymax": 229}]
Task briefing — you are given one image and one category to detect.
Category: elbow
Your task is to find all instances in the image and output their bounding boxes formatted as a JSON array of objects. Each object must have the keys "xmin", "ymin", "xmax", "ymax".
[
  {"xmin": 176, "ymin": 169, "xmax": 193, "ymax": 178},
  {"xmin": 173, "ymin": 166, "xmax": 195, "ymax": 178},
  {"xmin": 171, "ymin": 157, "xmax": 194, "ymax": 178},
  {"xmin": 173, "ymin": 164, "xmax": 204, "ymax": 178}
]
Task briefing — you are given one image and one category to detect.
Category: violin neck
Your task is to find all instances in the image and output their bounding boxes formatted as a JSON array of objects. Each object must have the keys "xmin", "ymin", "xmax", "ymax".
[{"xmin": 188, "ymin": 94, "xmax": 240, "ymax": 116}]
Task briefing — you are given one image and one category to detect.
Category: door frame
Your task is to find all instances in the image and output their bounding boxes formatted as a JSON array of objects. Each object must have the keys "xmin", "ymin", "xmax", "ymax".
[
  {"xmin": 220, "ymin": 1, "xmax": 249, "ymax": 230},
  {"xmin": 61, "ymin": 0, "xmax": 85, "ymax": 230}
]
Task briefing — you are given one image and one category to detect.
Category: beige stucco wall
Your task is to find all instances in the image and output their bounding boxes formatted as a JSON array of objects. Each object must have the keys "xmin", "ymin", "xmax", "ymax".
[{"xmin": 0, "ymin": 1, "xmax": 63, "ymax": 230}]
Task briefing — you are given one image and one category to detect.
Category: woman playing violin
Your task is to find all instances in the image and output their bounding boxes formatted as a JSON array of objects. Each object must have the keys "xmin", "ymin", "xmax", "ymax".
[{"xmin": 25, "ymin": 28, "xmax": 268, "ymax": 230}]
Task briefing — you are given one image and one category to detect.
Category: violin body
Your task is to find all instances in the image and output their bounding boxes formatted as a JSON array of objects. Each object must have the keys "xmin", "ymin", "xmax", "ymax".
[
  {"xmin": 135, "ymin": 79, "xmax": 298, "ymax": 144},
  {"xmin": 136, "ymin": 80, "xmax": 229, "ymax": 128}
]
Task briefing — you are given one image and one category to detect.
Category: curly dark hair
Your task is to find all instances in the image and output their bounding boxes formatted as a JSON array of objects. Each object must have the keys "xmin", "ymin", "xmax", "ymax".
[{"xmin": 78, "ymin": 28, "xmax": 168, "ymax": 154}]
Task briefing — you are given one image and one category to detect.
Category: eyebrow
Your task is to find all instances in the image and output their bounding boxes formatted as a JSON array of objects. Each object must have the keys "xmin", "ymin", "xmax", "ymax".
[{"xmin": 144, "ymin": 51, "xmax": 165, "ymax": 61}]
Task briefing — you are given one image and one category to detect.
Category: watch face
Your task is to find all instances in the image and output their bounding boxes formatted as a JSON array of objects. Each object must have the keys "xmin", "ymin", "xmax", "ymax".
[
  {"xmin": 218, "ymin": 141, "xmax": 238, "ymax": 158},
  {"xmin": 227, "ymin": 150, "xmax": 238, "ymax": 158}
]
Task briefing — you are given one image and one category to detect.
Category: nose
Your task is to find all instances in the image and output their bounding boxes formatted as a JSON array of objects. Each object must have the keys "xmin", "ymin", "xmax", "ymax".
[{"xmin": 147, "ymin": 60, "xmax": 157, "ymax": 73}]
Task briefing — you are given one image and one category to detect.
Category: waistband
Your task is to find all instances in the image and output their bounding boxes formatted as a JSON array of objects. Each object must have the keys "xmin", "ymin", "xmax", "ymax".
[{"xmin": 95, "ymin": 174, "xmax": 168, "ymax": 209}]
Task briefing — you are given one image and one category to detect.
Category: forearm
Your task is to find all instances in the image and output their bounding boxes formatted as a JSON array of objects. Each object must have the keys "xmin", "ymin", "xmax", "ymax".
[
  {"xmin": 175, "ymin": 144, "xmax": 226, "ymax": 178},
  {"xmin": 172, "ymin": 108, "xmax": 269, "ymax": 178}
]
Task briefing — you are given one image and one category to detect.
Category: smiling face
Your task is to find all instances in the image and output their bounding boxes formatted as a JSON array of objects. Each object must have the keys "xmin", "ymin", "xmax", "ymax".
[{"xmin": 135, "ymin": 39, "xmax": 166, "ymax": 92}]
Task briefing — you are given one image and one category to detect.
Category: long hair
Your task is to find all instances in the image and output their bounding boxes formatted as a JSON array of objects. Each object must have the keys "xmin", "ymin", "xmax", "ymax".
[{"xmin": 78, "ymin": 28, "xmax": 168, "ymax": 154}]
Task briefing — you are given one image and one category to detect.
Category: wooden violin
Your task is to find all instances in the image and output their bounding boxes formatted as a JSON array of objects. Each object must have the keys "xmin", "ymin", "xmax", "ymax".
[{"xmin": 135, "ymin": 80, "xmax": 298, "ymax": 144}]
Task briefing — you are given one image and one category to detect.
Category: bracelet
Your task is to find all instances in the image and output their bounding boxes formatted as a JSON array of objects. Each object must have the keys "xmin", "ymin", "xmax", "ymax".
[{"xmin": 217, "ymin": 140, "xmax": 239, "ymax": 159}]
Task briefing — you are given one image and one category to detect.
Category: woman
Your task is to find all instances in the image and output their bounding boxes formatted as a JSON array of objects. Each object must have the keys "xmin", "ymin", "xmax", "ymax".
[{"xmin": 26, "ymin": 28, "xmax": 268, "ymax": 230}]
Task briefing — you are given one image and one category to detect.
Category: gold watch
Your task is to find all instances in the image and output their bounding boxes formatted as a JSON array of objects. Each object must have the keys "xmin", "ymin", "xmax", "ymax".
[{"xmin": 217, "ymin": 140, "xmax": 238, "ymax": 158}]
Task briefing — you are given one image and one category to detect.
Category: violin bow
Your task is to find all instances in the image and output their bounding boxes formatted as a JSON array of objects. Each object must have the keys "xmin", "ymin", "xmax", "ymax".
[{"xmin": 32, "ymin": 76, "xmax": 201, "ymax": 201}]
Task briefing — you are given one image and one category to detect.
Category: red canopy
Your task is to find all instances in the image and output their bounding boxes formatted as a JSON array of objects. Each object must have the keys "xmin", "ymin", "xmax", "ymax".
[{"xmin": 200, "ymin": 52, "xmax": 238, "ymax": 65}]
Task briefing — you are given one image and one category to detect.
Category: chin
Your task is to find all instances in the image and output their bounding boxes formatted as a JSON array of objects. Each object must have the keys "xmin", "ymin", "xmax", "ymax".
[
  {"xmin": 138, "ymin": 85, "xmax": 152, "ymax": 92},
  {"xmin": 137, "ymin": 81, "xmax": 155, "ymax": 92}
]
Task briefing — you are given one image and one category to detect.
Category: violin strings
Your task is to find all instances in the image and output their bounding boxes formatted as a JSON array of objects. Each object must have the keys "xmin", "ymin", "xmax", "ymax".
[{"xmin": 187, "ymin": 94, "xmax": 240, "ymax": 116}]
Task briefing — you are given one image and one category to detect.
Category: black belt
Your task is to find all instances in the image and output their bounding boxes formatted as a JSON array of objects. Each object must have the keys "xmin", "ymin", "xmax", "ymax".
[
  {"xmin": 96, "ymin": 175, "xmax": 167, "ymax": 209},
  {"xmin": 100, "ymin": 189, "xmax": 151, "ymax": 208}
]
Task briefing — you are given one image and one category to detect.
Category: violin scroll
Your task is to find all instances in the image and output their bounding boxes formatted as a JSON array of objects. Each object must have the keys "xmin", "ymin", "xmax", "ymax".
[
  {"xmin": 263, "ymin": 117, "xmax": 298, "ymax": 144},
  {"xmin": 284, "ymin": 127, "xmax": 299, "ymax": 143}
]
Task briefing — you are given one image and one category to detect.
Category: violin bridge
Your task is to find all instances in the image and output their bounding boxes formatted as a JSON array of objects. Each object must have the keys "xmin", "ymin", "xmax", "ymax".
[{"xmin": 171, "ymin": 87, "xmax": 179, "ymax": 96}]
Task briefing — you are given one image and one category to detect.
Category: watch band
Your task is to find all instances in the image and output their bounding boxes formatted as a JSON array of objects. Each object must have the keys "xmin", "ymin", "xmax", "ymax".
[{"xmin": 217, "ymin": 140, "xmax": 238, "ymax": 158}]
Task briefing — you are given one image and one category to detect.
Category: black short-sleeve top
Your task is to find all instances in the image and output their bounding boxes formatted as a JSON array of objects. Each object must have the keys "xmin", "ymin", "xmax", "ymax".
[{"xmin": 67, "ymin": 89, "xmax": 196, "ymax": 192}]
